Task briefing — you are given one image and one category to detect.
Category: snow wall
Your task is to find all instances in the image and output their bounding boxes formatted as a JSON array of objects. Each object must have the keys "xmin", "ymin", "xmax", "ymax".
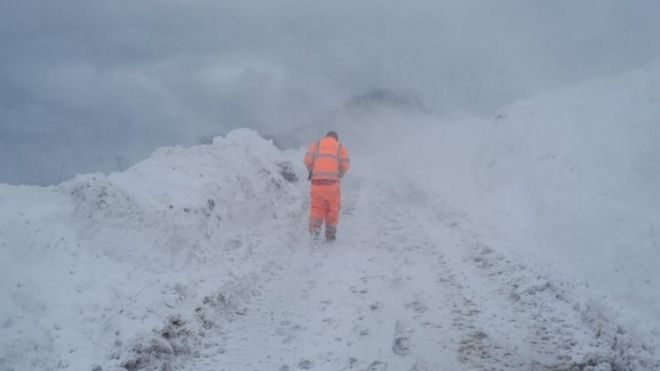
[
  {"xmin": 0, "ymin": 130, "xmax": 310, "ymax": 370},
  {"xmin": 343, "ymin": 59, "xmax": 660, "ymax": 345}
]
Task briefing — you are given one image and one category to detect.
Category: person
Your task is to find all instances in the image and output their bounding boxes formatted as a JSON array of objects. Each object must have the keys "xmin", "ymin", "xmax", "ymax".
[{"xmin": 304, "ymin": 131, "xmax": 350, "ymax": 241}]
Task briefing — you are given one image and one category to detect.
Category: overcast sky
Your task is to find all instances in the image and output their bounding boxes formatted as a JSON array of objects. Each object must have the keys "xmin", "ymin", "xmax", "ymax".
[{"xmin": 2, "ymin": 0, "xmax": 660, "ymax": 185}]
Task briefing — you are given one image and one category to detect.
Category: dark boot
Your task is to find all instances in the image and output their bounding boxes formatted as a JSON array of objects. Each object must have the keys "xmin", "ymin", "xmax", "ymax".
[{"xmin": 325, "ymin": 225, "xmax": 337, "ymax": 242}]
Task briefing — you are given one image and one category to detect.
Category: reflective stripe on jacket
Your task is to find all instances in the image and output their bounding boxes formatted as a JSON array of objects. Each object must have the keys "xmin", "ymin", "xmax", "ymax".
[{"xmin": 304, "ymin": 137, "xmax": 350, "ymax": 181}]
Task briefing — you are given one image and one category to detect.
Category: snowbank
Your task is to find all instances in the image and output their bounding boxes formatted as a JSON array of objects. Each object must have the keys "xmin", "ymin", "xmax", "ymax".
[
  {"xmin": 474, "ymin": 62, "xmax": 660, "ymax": 337},
  {"xmin": 367, "ymin": 59, "xmax": 660, "ymax": 345},
  {"xmin": 0, "ymin": 129, "xmax": 308, "ymax": 370}
]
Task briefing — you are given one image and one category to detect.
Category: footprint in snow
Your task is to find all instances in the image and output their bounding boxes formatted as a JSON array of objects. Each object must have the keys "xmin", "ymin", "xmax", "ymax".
[
  {"xmin": 392, "ymin": 320, "xmax": 413, "ymax": 356},
  {"xmin": 365, "ymin": 360, "xmax": 388, "ymax": 371},
  {"xmin": 297, "ymin": 359, "xmax": 313, "ymax": 369},
  {"xmin": 369, "ymin": 302, "xmax": 383, "ymax": 312},
  {"xmin": 392, "ymin": 336, "xmax": 411, "ymax": 356},
  {"xmin": 350, "ymin": 286, "xmax": 369, "ymax": 295},
  {"xmin": 404, "ymin": 301, "xmax": 428, "ymax": 314},
  {"xmin": 352, "ymin": 324, "xmax": 370, "ymax": 337}
]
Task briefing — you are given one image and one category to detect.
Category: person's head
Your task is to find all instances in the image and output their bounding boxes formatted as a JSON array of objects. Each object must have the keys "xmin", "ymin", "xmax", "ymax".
[{"xmin": 326, "ymin": 131, "xmax": 338, "ymax": 140}]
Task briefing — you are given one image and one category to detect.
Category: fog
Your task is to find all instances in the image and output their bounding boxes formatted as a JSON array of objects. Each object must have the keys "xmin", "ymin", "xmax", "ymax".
[{"xmin": 2, "ymin": 0, "xmax": 659, "ymax": 185}]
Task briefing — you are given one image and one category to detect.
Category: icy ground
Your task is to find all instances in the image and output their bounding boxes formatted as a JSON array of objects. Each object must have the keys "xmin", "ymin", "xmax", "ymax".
[{"xmin": 2, "ymin": 61, "xmax": 660, "ymax": 370}]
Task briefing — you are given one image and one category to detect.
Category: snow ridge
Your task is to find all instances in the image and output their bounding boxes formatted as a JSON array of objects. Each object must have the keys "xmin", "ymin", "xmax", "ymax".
[{"xmin": 0, "ymin": 129, "xmax": 308, "ymax": 370}]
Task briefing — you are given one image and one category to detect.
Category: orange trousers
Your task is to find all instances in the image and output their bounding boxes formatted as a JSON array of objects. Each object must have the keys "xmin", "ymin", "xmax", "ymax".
[{"xmin": 309, "ymin": 182, "xmax": 341, "ymax": 234}]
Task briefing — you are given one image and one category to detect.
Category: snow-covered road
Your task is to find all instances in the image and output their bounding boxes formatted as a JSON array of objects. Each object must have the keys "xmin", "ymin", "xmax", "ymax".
[{"xmin": 179, "ymin": 178, "xmax": 657, "ymax": 371}]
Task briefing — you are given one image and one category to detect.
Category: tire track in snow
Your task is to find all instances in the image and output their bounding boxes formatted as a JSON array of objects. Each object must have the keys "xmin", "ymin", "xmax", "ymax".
[
  {"xmin": 180, "ymin": 178, "xmax": 658, "ymax": 371},
  {"xmin": 182, "ymin": 177, "xmax": 466, "ymax": 370},
  {"xmin": 399, "ymin": 181, "xmax": 659, "ymax": 370}
]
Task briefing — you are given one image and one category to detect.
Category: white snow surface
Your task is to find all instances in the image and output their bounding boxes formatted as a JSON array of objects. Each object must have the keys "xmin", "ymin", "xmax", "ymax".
[
  {"xmin": 1, "ymin": 61, "xmax": 660, "ymax": 370},
  {"xmin": 391, "ymin": 60, "xmax": 660, "ymax": 344},
  {"xmin": 0, "ymin": 130, "xmax": 308, "ymax": 370}
]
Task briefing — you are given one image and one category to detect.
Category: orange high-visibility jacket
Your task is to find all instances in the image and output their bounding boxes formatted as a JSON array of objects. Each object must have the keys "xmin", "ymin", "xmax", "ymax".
[{"xmin": 304, "ymin": 137, "xmax": 350, "ymax": 181}]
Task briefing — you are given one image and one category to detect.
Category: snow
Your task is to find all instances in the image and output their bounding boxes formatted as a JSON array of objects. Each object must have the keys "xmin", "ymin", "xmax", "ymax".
[
  {"xmin": 0, "ymin": 130, "xmax": 309, "ymax": 370},
  {"xmin": 399, "ymin": 60, "xmax": 660, "ymax": 345},
  {"xmin": 1, "ymin": 61, "xmax": 660, "ymax": 370}
]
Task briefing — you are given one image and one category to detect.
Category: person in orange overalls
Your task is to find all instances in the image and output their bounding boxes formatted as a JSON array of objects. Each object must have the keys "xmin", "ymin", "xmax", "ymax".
[{"xmin": 304, "ymin": 131, "xmax": 350, "ymax": 241}]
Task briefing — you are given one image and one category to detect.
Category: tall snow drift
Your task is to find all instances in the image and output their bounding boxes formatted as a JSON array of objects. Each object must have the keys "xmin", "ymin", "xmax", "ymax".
[
  {"xmin": 0, "ymin": 129, "xmax": 308, "ymax": 370},
  {"xmin": 368, "ymin": 59, "xmax": 660, "ymax": 344}
]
